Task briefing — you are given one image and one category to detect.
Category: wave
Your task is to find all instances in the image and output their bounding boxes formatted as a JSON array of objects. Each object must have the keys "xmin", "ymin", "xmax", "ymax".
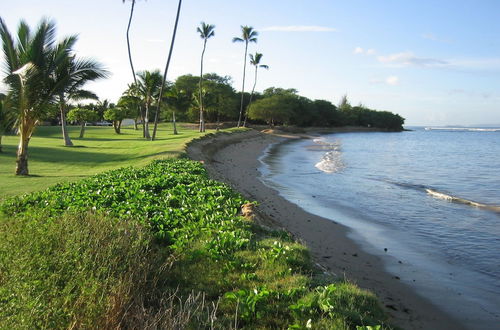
[
  {"xmin": 425, "ymin": 127, "xmax": 500, "ymax": 132},
  {"xmin": 381, "ymin": 179, "xmax": 500, "ymax": 213},
  {"xmin": 311, "ymin": 138, "xmax": 345, "ymax": 173},
  {"xmin": 315, "ymin": 150, "xmax": 345, "ymax": 173}
]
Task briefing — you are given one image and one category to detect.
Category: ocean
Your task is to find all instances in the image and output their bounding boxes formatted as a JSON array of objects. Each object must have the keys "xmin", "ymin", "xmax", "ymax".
[{"xmin": 259, "ymin": 127, "xmax": 500, "ymax": 329}]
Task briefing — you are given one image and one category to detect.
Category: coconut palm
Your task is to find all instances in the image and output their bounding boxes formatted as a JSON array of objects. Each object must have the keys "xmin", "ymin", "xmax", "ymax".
[
  {"xmin": 0, "ymin": 17, "xmax": 104, "ymax": 175},
  {"xmin": 196, "ymin": 22, "xmax": 215, "ymax": 133},
  {"xmin": 232, "ymin": 25, "xmax": 258, "ymax": 127},
  {"xmin": 136, "ymin": 70, "xmax": 162, "ymax": 140},
  {"xmin": 152, "ymin": 0, "xmax": 183, "ymax": 140},
  {"xmin": 0, "ymin": 92, "xmax": 16, "ymax": 153},
  {"xmin": 56, "ymin": 56, "xmax": 107, "ymax": 146},
  {"xmin": 123, "ymin": 0, "xmax": 137, "ymax": 85},
  {"xmin": 243, "ymin": 52, "xmax": 268, "ymax": 126}
]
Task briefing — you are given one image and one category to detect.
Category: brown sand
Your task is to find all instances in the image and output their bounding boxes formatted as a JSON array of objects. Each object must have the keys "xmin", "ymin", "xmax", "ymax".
[{"xmin": 187, "ymin": 129, "xmax": 466, "ymax": 330}]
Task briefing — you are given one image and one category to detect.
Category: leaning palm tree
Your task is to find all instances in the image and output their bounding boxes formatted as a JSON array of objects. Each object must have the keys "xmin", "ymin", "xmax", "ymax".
[
  {"xmin": 136, "ymin": 70, "xmax": 162, "ymax": 140},
  {"xmin": 243, "ymin": 52, "xmax": 268, "ymax": 127},
  {"xmin": 152, "ymin": 0, "xmax": 183, "ymax": 140},
  {"xmin": 0, "ymin": 17, "xmax": 104, "ymax": 175},
  {"xmin": 232, "ymin": 25, "xmax": 258, "ymax": 127},
  {"xmin": 196, "ymin": 22, "xmax": 215, "ymax": 133},
  {"xmin": 123, "ymin": 0, "xmax": 137, "ymax": 85},
  {"xmin": 56, "ymin": 56, "xmax": 107, "ymax": 146}
]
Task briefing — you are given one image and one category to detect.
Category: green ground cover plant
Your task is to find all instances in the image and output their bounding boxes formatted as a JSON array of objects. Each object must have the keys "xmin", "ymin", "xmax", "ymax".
[{"xmin": 1, "ymin": 153, "xmax": 391, "ymax": 329}]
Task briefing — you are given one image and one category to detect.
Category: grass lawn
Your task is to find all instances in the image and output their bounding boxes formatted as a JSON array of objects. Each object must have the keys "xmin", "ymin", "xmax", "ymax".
[{"xmin": 0, "ymin": 123, "xmax": 212, "ymax": 200}]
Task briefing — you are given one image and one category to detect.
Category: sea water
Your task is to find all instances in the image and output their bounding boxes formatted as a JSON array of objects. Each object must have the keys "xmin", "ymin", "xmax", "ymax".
[{"xmin": 259, "ymin": 128, "xmax": 500, "ymax": 329}]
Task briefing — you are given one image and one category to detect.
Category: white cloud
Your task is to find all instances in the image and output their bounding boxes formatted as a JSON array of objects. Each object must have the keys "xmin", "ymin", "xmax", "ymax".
[
  {"xmin": 354, "ymin": 47, "xmax": 364, "ymax": 54},
  {"xmin": 261, "ymin": 25, "xmax": 337, "ymax": 32},
  {"xmin": 353, "ymin": 47, "xmax": 376, "ymax": 55},
  {"xmin": 370, "ymin": 76, "xmax": 400, "ymax": 85},
  {"xmin": 378, "ymin": 51, "xmax": 448, "ymax": 67},
  {"xmin": 386, "ymin": 76, "xmax": 399, "ymax": 85}
]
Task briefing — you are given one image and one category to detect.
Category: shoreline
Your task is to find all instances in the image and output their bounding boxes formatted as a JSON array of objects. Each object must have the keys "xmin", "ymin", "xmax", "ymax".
[{"xmin": 187, "ymin": 128, "xmax": 466, "ymax": 330}]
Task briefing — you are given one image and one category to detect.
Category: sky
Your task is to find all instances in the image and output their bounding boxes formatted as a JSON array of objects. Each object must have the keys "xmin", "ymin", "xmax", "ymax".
[{"xmin": 1, "ymin": 0, "xmax": 499, "ymax": 126}]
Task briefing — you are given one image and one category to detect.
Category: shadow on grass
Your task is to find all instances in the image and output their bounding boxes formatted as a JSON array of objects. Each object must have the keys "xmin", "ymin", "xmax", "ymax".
[{"xmin": 6, "ymin": 145, "xmax": 180, "ymax": 165}]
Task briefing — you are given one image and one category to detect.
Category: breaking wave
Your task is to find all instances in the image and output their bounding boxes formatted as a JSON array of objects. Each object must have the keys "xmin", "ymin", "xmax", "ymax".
[
  {"xmin": 382, "ymin": 179, "xmax": 500, "ymax": 213},
  {"xmin": 310, "ymin": 138, "xmax": 345, "ymax": 173}
]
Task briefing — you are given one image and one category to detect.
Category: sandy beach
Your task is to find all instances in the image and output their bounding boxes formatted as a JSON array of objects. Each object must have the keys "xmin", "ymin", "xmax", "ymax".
[{"xmin": 187, "ymin": 129, "xmax": 466, "ymax": 330}]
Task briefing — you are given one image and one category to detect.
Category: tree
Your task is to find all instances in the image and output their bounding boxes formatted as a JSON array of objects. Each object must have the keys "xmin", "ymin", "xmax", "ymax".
[
  {"xmin": 123, "ymin": 0, "xmax": 137, "ymax": 85},
  {"xmin": 196, "ymin": 22, "xmax": 215, "ymax": 133},
  {"xmin": 104, "ymin": 106, "xmax": 129, "ymax": 134},
  {"xmin": 152, "ymin": 0, "xmax": 183, "ymax": 140},
  {"xmin": 232, "ymin": 25, "xmax": 258, "ymax": 127},
  {"xmin": 244, "ymin": 52, "xmax": 268, "ymax": 126},
  {"xmin": 164, "ymin": 86, "xmax": 188, "ymax": 134},
  {"xmin": 67, "ymin": 108, "xmax": 98, "ymax": 138},
  {"xmin": 119, "ymin": 90, "xmax": 141, "ymax": 130},
  {"xmin": 135, "ymin": 70, "xmax": 162, "ymax": 139},
  {"xmin": 55, "ymin": 55, "xmax": 106, "ymax": 147},
  {"xmin": 247, "ymin": 94, "xmax": 298, "ymax": 127},
  {"xmin": 0, "ymin": 18, "xmax": 104, "ymax": 175},
  {"xmin": 0, "ymin": 93, "xmax": 16, "ymax": 152}
]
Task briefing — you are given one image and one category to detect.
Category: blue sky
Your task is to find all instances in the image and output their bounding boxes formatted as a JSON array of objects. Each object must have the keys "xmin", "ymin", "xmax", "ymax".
[{"xmin": 1, "ymin": 0, "xmax": 499, "ymax": 126}]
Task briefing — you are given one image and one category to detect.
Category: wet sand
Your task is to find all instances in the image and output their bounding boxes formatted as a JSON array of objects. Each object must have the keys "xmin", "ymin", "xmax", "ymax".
[{"xmin": 187, "ymin": 129, "xmax": 466, "ymax": 330}]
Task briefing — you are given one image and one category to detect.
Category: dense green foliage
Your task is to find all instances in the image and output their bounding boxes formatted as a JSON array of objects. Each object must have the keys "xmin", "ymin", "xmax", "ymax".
[
  {"xmin": 249, "ymin": 89, "xmax": 404, "ymax": 130},
  {"xmin": 1, "ymin": 157, "xmax": 391, "ymax": 329}
]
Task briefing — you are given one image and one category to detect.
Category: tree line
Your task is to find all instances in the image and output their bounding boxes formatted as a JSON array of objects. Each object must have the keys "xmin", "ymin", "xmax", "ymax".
[{"xmin": 0, "ymin": 2, "xmax": 404, "ymax": 176}]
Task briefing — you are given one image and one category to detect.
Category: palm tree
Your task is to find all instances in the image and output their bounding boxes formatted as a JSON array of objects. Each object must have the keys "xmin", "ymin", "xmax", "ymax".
[
  {"xmin": 152, "ymin": 0, "xmax": 182, "ymax": 140},
  {"xmin": 232, "ymin": 25, "xmax": 258, "ymax": 127},
  {"xmin": 196, "ymin": 22, "xmax": 215, "ymax": 133},
  {"xmin": 243, "ymin": 52, "xmax": 268, "ymax": 126},
  {"xmin": 165, "ymin": 86, "xmax": 187, "ymax": 135},
  {"xmin": 0, "ymin": 18, "xmax": 104, "ymax": 175},
  {"xmin": 0, "ymin": 93, "xmax": 16, "ymax": 153},
  {"xmin": 56, "ymin": 56, "xmax": 107, "ymax": 146},
  {"xmin": 123, "ymin": 0, "xmax": 137, "ymax": 85},
  {"xmin": 136, "ymin": 70, "xmax": 162, "ymax": 140}
]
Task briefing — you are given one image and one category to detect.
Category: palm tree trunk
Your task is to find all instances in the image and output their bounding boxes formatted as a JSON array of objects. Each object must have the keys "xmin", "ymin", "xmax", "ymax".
[
  {"xmin": 243, "ymin": 66, "xmax": 259, "ymax": 127},
  {"xmin": 79, "ymin": 122, "xmax": 85, "ymax": 138},
  {"xmin": 126, "ymin": 0, "xmax": 137, "ymax": 84},
  {"xmin": 134, "ymin": 117, "xmax": 138, "ymax": 130},
  {"xmin": 59, "ymin": 96, "xmax": 73, "ymax": 146},
  {"xmin": 15, "ymin": 119, "xmax": 35, "ymax": 176},
  {"xmin": 144, "ymin": 102, "xmax": 151, "ymax": 139},
  {"xmin": 152, "ymin": 0, "xmax": 182, "ymax": 140},
  {"xmin": 172, "ymin": 111, "xmax": 178, "ymax": 135},
  {"xmin": 199, "ymin": 39, "xmax": 207, "ymax": 133},
  {"xmin": 118, "ymin": 120, "xmax": 122, "ymax": 134},
  {"xmin": 0, "ymin": 135, "xmax": 3, "ymax": 153},
  {"xmin": 237, "ymin": 41, "xmax": 249, "ymax": 127}
]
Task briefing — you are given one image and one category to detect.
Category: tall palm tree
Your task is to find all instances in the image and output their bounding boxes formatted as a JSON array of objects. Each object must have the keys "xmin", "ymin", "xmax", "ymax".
[
  {"xmin": 0, "ymin": 92, "xmax": 16, "ymax": 153},
  {"xmin": 123, "ymin": 0, "xmax": 137, "ymax": 85},
  {"xmin": 0, "ymin": 17, "xmax": 104, "ymax": 175},
  {"xmin": 243, "ymin": 52, "xmax": 268, "ymax": 126},
  {"xmin": 232, "ymin": 25, "xmax": 258, "ymax": 127},
  {"xmin": 196, "ymin": 22, "xmax": 215, "ymax": 133},
  {"xmin": 152, "ymin": 0, "xmax": 182, "ymax": 140},
  {"xmin": 136, "ymin": 70, "xmax": 162, "ymax": 140},
  {"xmin": 56, "ymin": 56, "xmax": 107, "ymax": 146}
]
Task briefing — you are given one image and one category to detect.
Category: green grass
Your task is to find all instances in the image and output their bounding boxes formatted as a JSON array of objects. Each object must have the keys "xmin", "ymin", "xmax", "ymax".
[{"xmin": 0, "ymin": 123, "xmax": 210, "ymax": 199}]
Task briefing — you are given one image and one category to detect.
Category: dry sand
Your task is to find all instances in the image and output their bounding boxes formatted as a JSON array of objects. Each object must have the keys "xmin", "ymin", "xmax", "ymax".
[{"xmin": 187, "ymin": 129, "xmax": 466, "ymax": 330}]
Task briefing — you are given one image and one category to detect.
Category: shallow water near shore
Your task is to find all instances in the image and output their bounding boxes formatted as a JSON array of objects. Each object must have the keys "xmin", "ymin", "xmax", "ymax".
[{"xmin": 259, "ymin": 128, "xmax": 500, "ymax": 329}]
